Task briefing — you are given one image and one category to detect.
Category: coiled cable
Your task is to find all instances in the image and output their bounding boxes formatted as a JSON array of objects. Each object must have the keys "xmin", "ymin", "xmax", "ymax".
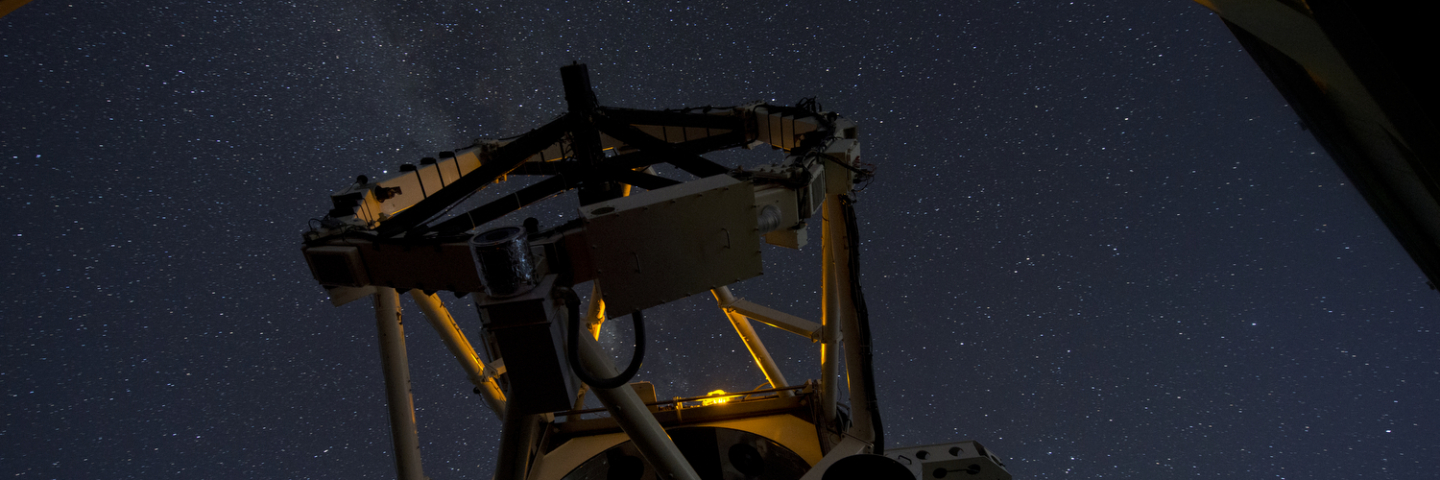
[{"xmin": 563, "ymin": 288, "xmax": 645, "ymax": 389}]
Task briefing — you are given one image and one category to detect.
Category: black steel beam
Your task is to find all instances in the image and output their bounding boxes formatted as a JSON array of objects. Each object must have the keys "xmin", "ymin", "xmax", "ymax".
[
  {"xmin": 377, "ymin": 117, "xmax": 571, "ymax": 238},
  {"xmin": 431, "ymin": 175, "xmax": 574, "ymax": 235},
  {"xmin": 511, "ymin": 162, "xmax": 568, "ymax": 176},
  {"xmin": 594, "ymin": 113, "xmax": 731, "ymax": 178},
  {"xmin": 601, "ymin": 168, "xmax": 682, "ymax": 190},
  {"xmin": 427, "ymin": 165, "xmax": 681, "ymax": 235},
  {"xmin": 602, "ymin": 133, "xmax": 748, "ymax": 173},
  {"xmin": 599, "ymin": 107, "xmax": 745, "ymax": 130},
  {"xmin": 563, "ymin": 64, "xmax": 622, "ymax": 206}
]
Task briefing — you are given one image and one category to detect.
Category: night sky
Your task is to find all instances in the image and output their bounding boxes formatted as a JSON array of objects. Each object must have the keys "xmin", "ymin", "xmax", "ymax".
[{"xmin": 3, "ymin": 1, "xmax": 1437, "ymax": 479}]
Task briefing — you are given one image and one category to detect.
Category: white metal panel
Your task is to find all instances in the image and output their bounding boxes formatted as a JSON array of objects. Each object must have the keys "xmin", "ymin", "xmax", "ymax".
[
  {"xmin": 581, "ymin": 174, "xmax": 763, "ymax": 315},
  {"xmin": 452, "ymin": 146, "xmax": 483, "ymax": 177},
  {"xmin": 415, "ymin": 163, "xmax": 444, "ymax": 196},
  {"xmin": 376, "ymin": 170, "xmax": 423, "ymax": 216}
]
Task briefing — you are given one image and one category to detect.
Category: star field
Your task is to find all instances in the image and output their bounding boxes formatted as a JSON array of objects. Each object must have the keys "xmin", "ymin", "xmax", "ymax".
[{"xmin": 2, "ymin": 1, "xmax": 1436, "ymax": 479}]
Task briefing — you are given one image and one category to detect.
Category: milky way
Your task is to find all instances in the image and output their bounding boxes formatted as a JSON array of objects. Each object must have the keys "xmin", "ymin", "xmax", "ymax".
[{"xmin": 2, "ymin": 1, "xmax": 1435, "ymax": 478}]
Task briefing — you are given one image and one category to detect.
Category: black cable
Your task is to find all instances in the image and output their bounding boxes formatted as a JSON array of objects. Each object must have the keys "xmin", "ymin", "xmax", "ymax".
[
  {"xmin": 563, "ymin": 289, "xmax": 646, "ymax": 389},
  {"xmin": 840, "ymin": 194, "xmax": 884, "ymax": 455}
]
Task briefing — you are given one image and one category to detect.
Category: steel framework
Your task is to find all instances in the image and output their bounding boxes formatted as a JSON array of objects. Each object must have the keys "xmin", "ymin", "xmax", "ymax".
[{"xmin": 300, "ymin": 64, "xmax": 1008, "ymax": 480}]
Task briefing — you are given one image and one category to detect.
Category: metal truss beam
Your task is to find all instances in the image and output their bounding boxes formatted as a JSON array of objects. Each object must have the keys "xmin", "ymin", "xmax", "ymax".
[
  {"xmin": 407, "ymin": 290, "xmax": 507, "ymax": 419},
  {"xmin": 713, "ymin": 287, "xmax": 791, "ymax": 396}
]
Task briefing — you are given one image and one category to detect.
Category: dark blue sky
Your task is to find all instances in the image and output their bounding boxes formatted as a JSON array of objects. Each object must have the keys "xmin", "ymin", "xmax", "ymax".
[{"xmin": 2, "ymin": 1, "xmax": 1435, "ymax": 478}]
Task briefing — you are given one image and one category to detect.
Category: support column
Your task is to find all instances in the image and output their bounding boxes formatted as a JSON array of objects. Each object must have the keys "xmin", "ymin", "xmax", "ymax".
[
  {"xmin": 408, "ymin": 289, "xmax": 507, "ymax": 420},
  {"xmin": 827, "ymin": 198, "xmax": 874, "ymax": 445},
  {"xmin": 493, "ymin": 406, "xmax": 541, "ymax": 480},
  {"xmin": 712, "ymin": 287, "xmax": 791, "ymax": 396},
  {"xmin": 819, "ymin": 199, "xmax": 845, "ymax": 443},
  {"xmin": 574, "ymin": 315, "xmax": 701, "ymax": 480},
  {"xmin": 374, "ymin": 287, "xmax": 425, "ymax": 480}
]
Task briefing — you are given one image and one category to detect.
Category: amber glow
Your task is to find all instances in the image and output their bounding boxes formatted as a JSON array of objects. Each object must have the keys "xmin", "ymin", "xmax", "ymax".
[{"xmin": 701, "ymin": 389, "xmax": 737, "ymax": 406}]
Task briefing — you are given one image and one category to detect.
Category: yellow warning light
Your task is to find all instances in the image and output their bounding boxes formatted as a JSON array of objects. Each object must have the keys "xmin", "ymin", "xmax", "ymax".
[{"xmin": 701, "ymin": 389, "xmax": 737, "ymax": 406}]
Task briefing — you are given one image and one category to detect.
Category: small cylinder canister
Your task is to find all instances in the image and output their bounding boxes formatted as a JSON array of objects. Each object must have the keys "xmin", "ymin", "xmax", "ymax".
[{"xmin": 469, "ymin": 226, "xmax": 537, "ymax": 297}]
